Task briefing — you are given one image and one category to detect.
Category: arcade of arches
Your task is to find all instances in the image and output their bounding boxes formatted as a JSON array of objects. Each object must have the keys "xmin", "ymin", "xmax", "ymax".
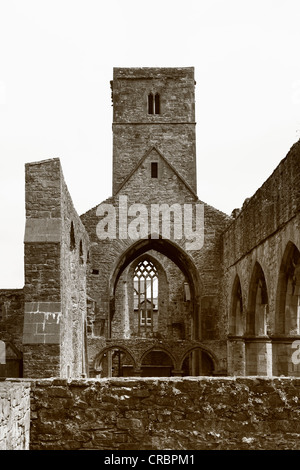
[
  {"xmin": 228, "ymin": 241, "xmax": 300, "ymax": 377},
  {"xmin": 88, "ymin": 238, "xmax": 216, "ymax": 378}
]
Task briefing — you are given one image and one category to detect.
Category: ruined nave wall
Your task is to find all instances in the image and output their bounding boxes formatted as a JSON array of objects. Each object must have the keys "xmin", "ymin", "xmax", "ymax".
[
  {"xmin": 222, "ymin": 140, "xmax": 300, "ymax": 376},
  {"xmin": 22, "ymin": 158, "xmax": 89, "ymax": 378}
]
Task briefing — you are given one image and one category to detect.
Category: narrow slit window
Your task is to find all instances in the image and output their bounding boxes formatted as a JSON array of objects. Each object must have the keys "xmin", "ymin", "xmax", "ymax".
[
  {"xmin": 148, "ymin": 93, "xmax": 154, "ymax": 114},
  {"xmin": 151, "ymin": 162, "xmax": 158, "ymax": 178},
  {"xmin": 155, "ymin": 93, "xmax": 160, "ymax": 114},
  {"xmin": 70, "ymin": 222, "xmax": 76, "ymax": 251},
  {"xmin": 79, "ymin": 240, "xmax": 84, "ymax": 264}
]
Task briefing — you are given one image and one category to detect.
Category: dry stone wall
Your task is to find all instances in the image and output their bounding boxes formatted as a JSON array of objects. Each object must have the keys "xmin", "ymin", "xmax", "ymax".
[
  {"xmin": 0, "ymin": 380, "xmax": 30, "ymax": 450},
  {"xmin": 29, "ymin": 376, "xmax": 300, "ymax": 450}
]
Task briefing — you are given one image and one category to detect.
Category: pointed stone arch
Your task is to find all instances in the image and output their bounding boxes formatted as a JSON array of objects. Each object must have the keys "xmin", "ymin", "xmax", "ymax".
[
  {"xmin": 140, "ymin": 346, "xmax": 176, "ymax": 377},
  {"xmin": 272, "ymin": 241, "xmax": 300, "ymax": 377},
  {"xmin": 230, "ymin": 274, "xmax": 244, "ymax": 336},
  {"xmin": 245, "ymin": 261, "xmax": 271, "ymax": 376},
  {"xmin": 275, "ymin": 241, "xmax": 300, "ymax": 335},
  {"xmin": 180, "ymin": 345, "xmax": 217, "ymax": 376},
  {"xmin": 247, "ymin": 262, "xmax": 269, "ymax": 336},
  {"xmin": 109, "ymin": 235, "xmax": 202, "ymax": 342},
  {"xmin": 93, "ymin": 344, "xmax": 137, "ymax": 377}
]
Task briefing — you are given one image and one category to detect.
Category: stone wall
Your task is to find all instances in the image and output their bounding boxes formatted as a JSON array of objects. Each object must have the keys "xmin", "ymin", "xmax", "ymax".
[
  {"xmin": 60, "ymin": 170, "xmax": 90, "ymax": 379},
  {"xmin": 23, "ymin": 158, "xmax": 90, "ymax": 378},
  {"xmin": 223, "ymin": 140, "xmax": 300, "ymax": 265},
  {"xmin": 0, "ymin": 289, "xmax": 24, "ymax": 350},
  {"xmin": 223, "ymin": 140, "xmax": 300, "ymax": 376},
  {"xmin": 0, "ymin": 380, "xmax": 30, "ymax": 450},
  {"xmin": 0, "ymin": 290, "xmax": 24, "ymax": 377},
  {"xmin": 29, "ymin": 376, "xmax": 300, "ymax": 450}
]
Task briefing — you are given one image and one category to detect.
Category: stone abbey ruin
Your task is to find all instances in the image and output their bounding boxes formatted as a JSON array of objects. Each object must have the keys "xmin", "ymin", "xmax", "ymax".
[{"xmin": 1, "ymin": 67, "xmax": 300, "ymax": 450}]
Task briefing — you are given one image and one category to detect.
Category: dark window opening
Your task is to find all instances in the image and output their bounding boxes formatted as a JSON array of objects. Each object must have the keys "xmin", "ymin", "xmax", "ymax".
[
  {"xmin": 155, "ymin": 93, "xmax": 160, "ymax": 114},
  {"xmin": 151, "ymin": 162, "xmax": 158, "ymax": 178},
  {"xmin": 230, "ymin": 276, "xmax": 243, "ymax": 336},
  {"xmin": 79, "ymin": 240, "xmax": 84, "ymax": 264},
  {"xmin": 70, "ymin": 222, "xmax": 76, "ymax": 251},
  {"xmin": 91, "ymin": 269, "xmax": 99, "ymax": 275},
  {"xmin": 148, "ymin": 93, "xmax": 154, "ymax": 114}
]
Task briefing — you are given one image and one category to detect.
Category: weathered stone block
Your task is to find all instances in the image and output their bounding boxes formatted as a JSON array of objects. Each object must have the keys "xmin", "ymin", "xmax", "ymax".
[{"xmin": 24, "ymin": 218, "xmax": 62, "ymax": 243}]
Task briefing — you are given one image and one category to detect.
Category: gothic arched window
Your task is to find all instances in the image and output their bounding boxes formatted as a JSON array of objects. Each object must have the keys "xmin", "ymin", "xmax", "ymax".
[{"xmin": 134, "ymin": 259, "xmax": 158, "ymax": 332}]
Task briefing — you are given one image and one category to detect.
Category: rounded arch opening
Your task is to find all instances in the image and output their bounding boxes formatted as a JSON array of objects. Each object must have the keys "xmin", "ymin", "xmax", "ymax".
[
  {"xmin": 180, "ymin": 346, "xmax": 216, "ymax": 376},
  {"xmin": 140, "ymin": 347, "xmax": 175, "ymax": 377},
  {"xmin": 93, "ymin": 345, "xmax": 137, "ymax": 378}
]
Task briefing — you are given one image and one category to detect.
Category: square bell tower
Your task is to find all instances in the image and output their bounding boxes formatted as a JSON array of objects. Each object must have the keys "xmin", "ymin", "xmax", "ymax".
[{"xmin": 111, "ymin": 67, "xmax": 197, "ymax": 196}]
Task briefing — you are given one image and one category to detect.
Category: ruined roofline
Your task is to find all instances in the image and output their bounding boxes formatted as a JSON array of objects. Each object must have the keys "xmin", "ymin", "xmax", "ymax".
[
  {"xmin": 25, "ymin": 157, "xmax": 61, "ymax": 167},
  {"xmin": 113, "ymin": 66, "xmax": 195, "ymax": 73},
  {"xmin": 113, "ymin": 67, "xmax": 195, "ymax": 80},
  {"xmin": 0, "ymin": 288, "xmax": 24, "ymax": 294},
  {"xmin": 223, "ymin": 137, "xmax": 300, "ymax": 231}
]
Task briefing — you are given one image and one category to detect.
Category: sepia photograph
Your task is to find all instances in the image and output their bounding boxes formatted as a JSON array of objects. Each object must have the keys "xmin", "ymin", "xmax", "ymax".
[{"xmin": 0, "ymin": 0, "xmax": 300, "ymax": 457}]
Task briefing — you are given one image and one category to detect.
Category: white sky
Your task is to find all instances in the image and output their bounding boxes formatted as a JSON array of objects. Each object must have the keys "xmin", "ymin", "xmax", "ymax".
[{"xmin": 0, "ymin": 0, "xmax": 300, "ymax": 288}]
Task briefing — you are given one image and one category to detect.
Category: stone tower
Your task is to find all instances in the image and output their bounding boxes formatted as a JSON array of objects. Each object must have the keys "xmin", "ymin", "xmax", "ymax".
[{"xmin": 111, "ymin": 67, "xmax": 197, "ymax": 195}]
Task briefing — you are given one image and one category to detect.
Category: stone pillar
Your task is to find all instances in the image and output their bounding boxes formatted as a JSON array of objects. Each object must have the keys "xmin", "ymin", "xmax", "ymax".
[
  {"xmin": 227, "ymin": 337, "xmax": 246, "ymax": 376},
  {"xmin": 245, "ymin": 337, "xmax": 272, "ymax": 376},
  {"xmin": 272, "ymin": 338, "xmax": 300, "ymax": 377}
]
